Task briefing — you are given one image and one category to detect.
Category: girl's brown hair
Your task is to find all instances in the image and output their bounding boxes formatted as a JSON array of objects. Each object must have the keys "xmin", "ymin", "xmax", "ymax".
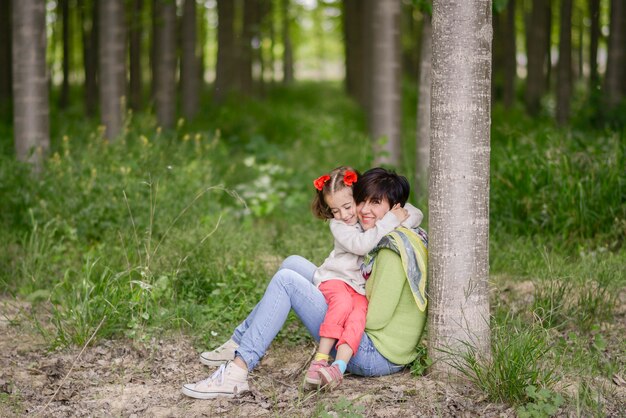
[{"xmin": 311, "ymin": 166, "xmax": 359, "ymax": 220}]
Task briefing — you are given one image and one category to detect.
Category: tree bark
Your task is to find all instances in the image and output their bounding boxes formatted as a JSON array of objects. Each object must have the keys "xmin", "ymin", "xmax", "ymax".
[
  {"xmin": 99, "ymin": 0, "xmax": 126, "ymax": 140},
  {"xmin": 214, "ymin": 0, "xmax": 237, "ymax": 102},
  {"xmin": 181, "ymin": 0, "xmax": 199, "ymax": 119},
  {"xmin": 282, "ymin": 0, "xmax": 294, "ymax": 84},
  {"xmin": 369, "ymin": 0, "xmax": 401, "ymax": 167},
  {"xmin": 525, "ymin": 0, "xmax": 549, "ymax": 116},
  {"xmin": 343, "ymin": 0, "xmax": 364, "ymax": 103},
  {"xmin": 153, "ymin": 0, "xmax": 176, "ymax": 129},
  {"xmin": 416, "ymin": 13, "xmax": 431, "ymax": 195},
  {"xmin": 588, "ymin": 0, "xmax": 600, "ymax": 88},
  {"xmin": 80, "ymin": 0, "xmax": 98, "ymax": 117},
  {"xmin": 129, "ymin": 0, "xmax": 143, "ymax": 111},
  {"xmin": 240, "ymin": 0, "xmax": 258, "ymax": 94},
  {"xmin": 556, "ymin": 0, "xmax": 572, "ymax": 125},
  {"xmin": 12, "ymin": 0, "xmax": 49, "ymax": 171},
  {"xmin": 59, "ymin": 0, "xmax": 70, "ymax": 109},
  {"xmin": 604, "ymin": 0, "xmax": 626, "ymax": 107},
  {"xmin": 503, "ymin": 0, "xmax": 516, "ymax": 108},
  {"xmin": 428, "ymin": 0, "xmax": 492, "ymax": 379},
  {"xmin": 0, "ymin": 0, "xmax": 12, "ymax": 115}
]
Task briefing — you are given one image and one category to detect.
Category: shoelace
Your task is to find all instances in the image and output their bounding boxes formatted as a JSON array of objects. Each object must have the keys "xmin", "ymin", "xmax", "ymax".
[{"xmin": 198, "ymin": 363, "xmax": 227, "ymax": 386}]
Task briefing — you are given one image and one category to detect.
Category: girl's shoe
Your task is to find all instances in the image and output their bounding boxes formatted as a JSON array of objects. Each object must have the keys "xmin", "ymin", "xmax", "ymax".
[
  {"xmin": 318, "ymin": 364, "xmax": 343, "ymax": 389},
  {"xmin": 304, "ymin": 359, "xmax": 329, "ymax": 388},
  {"xmin": 199, "ymin": 338, "xmax": 239, "ymax": 366}
]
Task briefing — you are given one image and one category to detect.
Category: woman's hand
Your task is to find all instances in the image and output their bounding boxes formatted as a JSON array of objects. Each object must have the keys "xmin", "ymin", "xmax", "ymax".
[{"xmin": 390, "ymin": 204, "xmax": 409, "ymax": 223}]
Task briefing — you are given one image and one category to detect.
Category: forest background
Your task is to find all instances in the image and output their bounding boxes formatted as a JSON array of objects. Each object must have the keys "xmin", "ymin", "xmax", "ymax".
[{"xmin": 0, "ymin": 0, "xmax": 624, "ymax": 416}]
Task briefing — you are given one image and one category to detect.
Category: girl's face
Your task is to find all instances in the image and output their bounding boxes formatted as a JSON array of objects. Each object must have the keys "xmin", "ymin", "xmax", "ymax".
[
  {"xmin": 325, "ymin": 188, "xmax": 358, "ymax": 225},
  {"xmin": 357, "ymin": 196, "xmax": 391, "ymax": 230}
]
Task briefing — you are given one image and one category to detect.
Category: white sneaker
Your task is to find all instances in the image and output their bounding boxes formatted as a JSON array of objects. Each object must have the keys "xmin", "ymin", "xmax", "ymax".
[
  {"xmin": 182, "ymin": 362, "xmax": 249, "ymax": 399},
  {"xmin": 199, "ymin": 338, "xmax": 239, "ymax": 366}
]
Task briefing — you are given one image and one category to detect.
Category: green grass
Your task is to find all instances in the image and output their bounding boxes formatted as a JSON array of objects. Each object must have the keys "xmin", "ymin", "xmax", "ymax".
[{"xmin": 0, "ymin": 81, "xmax": 624, "ymax": 414}]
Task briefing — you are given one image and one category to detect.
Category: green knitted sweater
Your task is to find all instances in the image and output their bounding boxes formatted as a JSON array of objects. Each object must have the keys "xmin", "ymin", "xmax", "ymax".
[{"xmin": 364, "ymin": 248, "xmax": 426, "ymax": 365}]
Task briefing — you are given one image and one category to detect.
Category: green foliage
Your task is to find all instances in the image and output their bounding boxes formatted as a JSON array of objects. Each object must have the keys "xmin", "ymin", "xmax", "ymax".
[
  {"xmin": 517, "ymin": 385, "xmax": 565, "ymax": 418},
  {"xmin": 315, "ymin": 397, "xmax": 365, "ymax": 418},
  {"xmin": 446, "ymin": 317, "xmax": 557, "ymax": 405},
  {"xmin": 410, "ymin": 342, "xmax": 432, "ymax": 376}
]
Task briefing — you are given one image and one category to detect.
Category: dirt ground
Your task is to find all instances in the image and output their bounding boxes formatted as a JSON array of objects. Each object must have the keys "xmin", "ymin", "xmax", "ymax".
[{"xmin": 0, "ymin": 297, "xmax": 623, "ymax": 418}]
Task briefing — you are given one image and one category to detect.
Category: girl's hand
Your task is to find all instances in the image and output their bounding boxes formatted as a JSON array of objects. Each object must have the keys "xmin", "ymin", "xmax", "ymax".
[{"xmin": 390, "ymin": 204, "xmax": 409, "ymax": 223}]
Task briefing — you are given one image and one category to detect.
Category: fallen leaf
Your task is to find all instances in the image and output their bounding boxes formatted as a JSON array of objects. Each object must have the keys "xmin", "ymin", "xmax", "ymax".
[{"xmin": 613, "ymin": 374, "xmax": 626, "ymax": 387}]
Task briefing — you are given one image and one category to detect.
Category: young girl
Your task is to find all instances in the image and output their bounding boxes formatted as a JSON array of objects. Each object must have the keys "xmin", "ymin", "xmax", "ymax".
[{"xmin": 306, "ymin": 166, "xmax": 423, "ymax": 388}]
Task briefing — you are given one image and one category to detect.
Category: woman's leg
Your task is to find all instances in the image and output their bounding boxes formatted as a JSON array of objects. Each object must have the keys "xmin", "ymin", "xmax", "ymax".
[
  {"xmin": 231, "ymin": 255, "xmax": 317, "ymax": 343},
  {"xmin": 346, "ymin": 334, "xmax": 404, "ymax": 377},
  {"xmin": 235, "ymin": 268, "xmax": 328, "ymax": 370},
  {"xmin": 279, "ymin": 255, "xmax": 317, "ymax": 281}
]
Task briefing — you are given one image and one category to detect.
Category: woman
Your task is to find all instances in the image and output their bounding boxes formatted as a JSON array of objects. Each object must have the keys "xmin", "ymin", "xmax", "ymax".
[{"xmin": 182, "ymin": 167, "xmax": 428, "ymax": 399}]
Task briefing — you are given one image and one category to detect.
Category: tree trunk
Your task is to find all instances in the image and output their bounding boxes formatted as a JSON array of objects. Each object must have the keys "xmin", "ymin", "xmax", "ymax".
[
  {"xmin": 503, "ymin": 0, "xmax": 516, "ymax": 108},
  {"xmin": 0, "ymin": 0, "xmax": 12, "ymax": 117},
  {"xmin": 491, "ymin": 6, "xmax": 504, "ymax": 103},
  {"xmin": 545, "ymin": 3, "xmax": 552, "ymax": 92},
  {"xmin": 369, "ymin": 0, "xmax": 401, "ymax": 167},
  {"xmin": 80, "ymin": 0, "xmax": 98, "ymax": 117},
  {"xmin": 99, "ymin": 0, "xmax": 126, "ymax": 140},
  {"xmin": 360, "ymin": 1, "xmax": 373, "ymax": 110},
  {"xmin": 240, "ymin": 0, "xmax": 258, "ymax": 94},
  {"xmin": 129, "ymin": 0, "xmax": 143, "ymax": 111},
  {"xmin": 588, "ymin": 0, "xmax": 600, "ymax": 88},
  {"xmin": 181, "ymin": 0, "xmax": 199, "ymax": 119},
  {"xmin": 59, "ymin": 0, "xmax": 70, "ymax": 109},
  {"xmin": 556, "ymin": 0, "xmax": 572, "ymax": 125},
  {"xmin": 416, "ymin": 13, "xmax": 431, "ymax": 195},
  {"xmin": 343, "ymin": 0, "xmax": 364, "ymax": 102},
  {"xmin": 12, "ymin": 0, "xmax": 49, "ymax": 171},
  {"xmin": 524, "ymin": 0, "xmax": 549, "ymax": 116},
  {"xmin": 214, "ymin": 0, "xmax": 237, "ymax": 102},
  {"xmin": 282, "ymin": 0, "xmax": 294, "ymax": 83},
  {"xmin": 428, "ymin": 0, "xmax": 492, "ymax": 379},
  {"xmin": 153, "ymin": 0, "xmax": 176, "ymax": 129},
  {"xmin": 604, "ymin": 0, "xmax": 626, "ymax": 107}
]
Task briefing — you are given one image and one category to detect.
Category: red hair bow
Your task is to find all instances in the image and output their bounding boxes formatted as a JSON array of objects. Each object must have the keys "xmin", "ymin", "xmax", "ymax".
[
  {"xmin": 343, "ymin": 171, "xmax": 357, "ymax": 186},
  {"xmin": 314, "ymin": 174, "xmax": 331, "ymax": 191}
]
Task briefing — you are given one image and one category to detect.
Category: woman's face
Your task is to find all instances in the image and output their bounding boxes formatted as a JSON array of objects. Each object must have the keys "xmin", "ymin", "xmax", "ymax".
[{"xmin": 357, "ymin": 196, "xmax": 391, "ymax": 230}]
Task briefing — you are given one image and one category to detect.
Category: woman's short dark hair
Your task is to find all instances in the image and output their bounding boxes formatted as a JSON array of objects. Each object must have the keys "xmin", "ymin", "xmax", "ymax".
[{"xmin": 353, "ymin": 167, "xmax": 410, "ymax": 207}]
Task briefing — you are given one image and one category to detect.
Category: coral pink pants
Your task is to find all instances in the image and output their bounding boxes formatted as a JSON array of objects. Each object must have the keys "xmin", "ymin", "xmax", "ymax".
[{"xmin": 318, "ymin": 280, "xmax": 368, "ymax": 354}]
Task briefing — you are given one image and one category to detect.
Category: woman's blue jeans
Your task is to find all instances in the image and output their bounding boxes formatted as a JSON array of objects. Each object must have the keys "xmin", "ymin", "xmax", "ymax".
[{"xmin": 231, "ymin": 255, "xmax": 403, "ymax": 376}]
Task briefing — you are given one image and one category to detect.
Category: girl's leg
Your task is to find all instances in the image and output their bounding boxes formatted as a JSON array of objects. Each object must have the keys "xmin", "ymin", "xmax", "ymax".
[
  {"xmin": 318, "ymin": 281, "xmax": 353, "ymax": 340},
  {"xmin": 336, "ymin": 293, "xmax": 368, "ymax": 355},
  {"xmin": 235, "ymin": 268, "xmax": 328, "ymax": 371}
]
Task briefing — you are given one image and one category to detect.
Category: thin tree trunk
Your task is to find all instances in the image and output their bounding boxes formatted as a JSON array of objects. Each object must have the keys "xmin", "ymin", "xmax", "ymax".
[
  {"xmin": 428, "ymin": 0, "xmax": 492, "ymax": 379},
  {"xmin": 80, "ymin": 0, "xmax": 98, "ymax": 117},
  {"xmin": 182, "ymin": 0, "xmax": 199, "ymax": 119},
  {"xmin": 12, "ymin": 0, "xmax": 49, "ymax": 171},
  {"xmin": 491, "ymin": 6, "xmax": 504, "ymax": 102},
  {"xmin": 268, "ymin": 0, "xmax": 276, "ymax": 83},
  {"xmin": 214, "ymin": 0, "xmax": 237, "ymax": 102},
  {"xmin": 545, "ymin": 3, "xmax": 552, "ymax": 92},
  {"xmin": 369, "ymin": 0, "xmax": 401, "ymax": 166},
  {"xmin": 589, "ymin": 0, "xmax": 600, "ymax": 88},
  {"xmin": 343, "ymin": 0, "xmax": 363, "ymax": 101},
  {"xmin": 99, "ymin": 0, "xmax": 126, "ymax": 140},
  {"xmin": 604, "ymin": 0, "xmax": 626, "ymax": 107},
  {"xmin": 240, "ymin": 0, "xmax": 258, "ymax": 93},
  {"xmin": 416, "ymin": 13, "xmax": 431, "ymax": 195},
  {"xmin": 556, "ymin": 0, "xmax": 572, "ymax": 125},
  {"xmin": 0, "ymin": 0, "xmax": 12, "ymax": 116},
  {"xmin": 524, "ymin": 0, "xmax": 549, "ymax": 116},
  {"xmin": 503, "ymin": 0, "xmax": 516, "ymax": 108},
  {"xmin": 60, "ymin": 0, "xmax": 70, "ymax": 108},
  {"xmin": 282, "ymin": 0, "xmax": 294, "ymax": 83},
  {"xmin": 360, "ymin": 0, "xmax": 373, "ymax": 110},
  {"xmin": 129, "ymin": 0, "xmax": 143, "ymax": 111},
  {"xmin": 153, "ymin": 0, "xmax": 176, "ymax": 129}
]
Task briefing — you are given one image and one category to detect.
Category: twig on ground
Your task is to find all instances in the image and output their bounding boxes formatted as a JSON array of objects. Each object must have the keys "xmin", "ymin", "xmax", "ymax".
[{"xmin": 35, "ymin": 316, "xmax": 106, "ymax": 417}]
